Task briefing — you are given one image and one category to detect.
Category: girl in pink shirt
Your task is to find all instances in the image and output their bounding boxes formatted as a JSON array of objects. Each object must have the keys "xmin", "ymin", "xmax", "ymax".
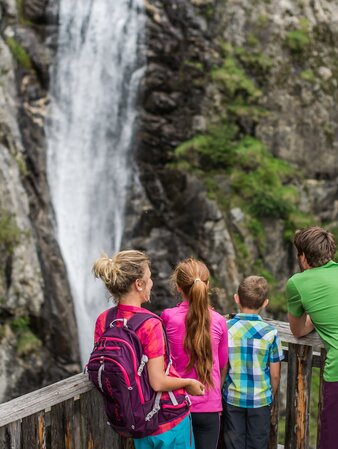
[{"xmin": 161, "ymin": 258, "xmax": 228, "ymax": 449}]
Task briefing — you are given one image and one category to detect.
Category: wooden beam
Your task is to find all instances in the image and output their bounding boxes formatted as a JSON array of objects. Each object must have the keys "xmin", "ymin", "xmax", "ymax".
[
  {"xmin": 284, "ymin": 343, "xmax": 313, "ymax": 449},
  {"xmin": 0, "ymin": 374, "xmax": 92, "ymax": 427}
]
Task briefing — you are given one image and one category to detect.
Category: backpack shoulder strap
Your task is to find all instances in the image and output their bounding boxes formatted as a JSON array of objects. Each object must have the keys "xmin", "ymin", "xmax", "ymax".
[
  {"xmin": 104, "ymin": 306, "xmax": 118, "ymax": 329},
  {"xmin": 128, "ymin": 312, "xmax": 171, "ymax": 359}
]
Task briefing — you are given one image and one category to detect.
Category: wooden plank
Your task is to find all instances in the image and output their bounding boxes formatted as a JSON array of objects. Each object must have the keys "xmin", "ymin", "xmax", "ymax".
[
  {"xmin": 0, "ymin": 374, "xmax": 92, "ymax": 427},
  {"xmin": 0, "ymin": 425, "xmax": 9, "ymax": 449},
  {"xmin": 284, "ymin": 344, "xmax": 313, "ymax": 449},
  {"xmin": 50, "ymin": 399, "xmax": 75, "ymax": 449},
  {"xmin": 121, "ymin": 438, "xmax": 134, "ymax": 449},
  {"xmin": 264, "ymin": 319, "xmax": 324, "ymax": 349},
  {"xmin": 0, "ymin": 421, "xmax": 22, "ymax": 449},
  {"xmin": 21, "ymin": 411, "xmax": 46, "ymax": 449},
  {"xmin": 79, "ymin": 389, "xmax": 121, "ymax": 449},
  {"xmin": 7, "ymin": 421, "xmax": 21, "ymax": 449},
  {"xmin": 316, "ymin": 348, "xmax": 326, "ymax": 449},
  {"xmin": 269, "ymin": 386, "xmax": 280, "ymax": 449}
]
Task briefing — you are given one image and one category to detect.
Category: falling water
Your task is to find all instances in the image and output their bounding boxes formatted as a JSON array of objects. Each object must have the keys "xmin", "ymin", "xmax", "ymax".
[{"xmin": 46, "ymin": 0, "xmax": 145, "ymax": 363}]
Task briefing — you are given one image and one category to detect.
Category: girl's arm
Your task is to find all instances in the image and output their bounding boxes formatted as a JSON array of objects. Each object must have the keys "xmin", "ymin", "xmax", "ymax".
[{"xmin": 147, "ymin": 356, "xmax": 205, "ymax": 396}]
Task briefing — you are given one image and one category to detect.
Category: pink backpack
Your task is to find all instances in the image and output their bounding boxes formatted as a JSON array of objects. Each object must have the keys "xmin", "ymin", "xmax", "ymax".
[{"xmin": 86, "ymin": 307, "xmax": 191, "ymax": 438}]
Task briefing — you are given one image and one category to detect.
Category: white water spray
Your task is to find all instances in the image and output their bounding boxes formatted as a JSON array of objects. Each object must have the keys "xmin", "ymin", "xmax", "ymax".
[{"xmin": 46, "ymin": 0, "xmax": 145, "ymax": 363}]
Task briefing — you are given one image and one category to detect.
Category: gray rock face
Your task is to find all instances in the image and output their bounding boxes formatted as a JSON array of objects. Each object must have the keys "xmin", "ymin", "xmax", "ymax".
[
  {"xmin": 0, "ymin": 0, "xmax": 80, "ymax": 402},
  {"xmin": 128, "ymin": 0, "xmax": 338, "ymax": 317}
]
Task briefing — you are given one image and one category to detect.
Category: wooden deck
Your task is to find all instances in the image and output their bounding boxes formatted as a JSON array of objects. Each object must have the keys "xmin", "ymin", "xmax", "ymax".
[{"xmin": 0, "ymin": 320, "xmax": 326, "ymax": 449}]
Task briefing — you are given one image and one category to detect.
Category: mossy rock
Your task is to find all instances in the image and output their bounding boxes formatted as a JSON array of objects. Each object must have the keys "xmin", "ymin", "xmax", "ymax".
[
  {"xmin": 0, "ymin": 209, "xmax": 23, "ymax": 256},
  {"xmin": 5, "ymin": 37, "xmax": 32, "ymax": 70}
]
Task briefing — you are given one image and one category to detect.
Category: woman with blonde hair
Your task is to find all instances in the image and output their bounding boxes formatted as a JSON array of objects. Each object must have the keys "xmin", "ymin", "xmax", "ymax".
[
  {"xmin": 161, "ymin": 258, "xmax": 228, "ymax": 449},
  {"xmin": 92, "ymin": 250, "xmax": 204, "ymax": 449}
]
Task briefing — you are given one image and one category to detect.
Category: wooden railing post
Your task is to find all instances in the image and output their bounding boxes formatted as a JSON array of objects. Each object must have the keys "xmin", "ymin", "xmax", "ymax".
[{"xmin": 285, "ymin": 343, "xmax": 313, "ymax": 449}]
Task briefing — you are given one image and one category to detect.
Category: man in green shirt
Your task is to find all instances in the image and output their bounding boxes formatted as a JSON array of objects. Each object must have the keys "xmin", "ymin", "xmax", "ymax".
[{"xmin": 287, "ymin": 226, "xmax": 338, "ymax": 449}]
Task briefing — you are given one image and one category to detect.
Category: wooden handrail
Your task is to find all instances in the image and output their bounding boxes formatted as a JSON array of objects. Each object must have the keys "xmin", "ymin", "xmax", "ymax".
[{"xmin": 0, "ymin": 373, "xmax": 91, "ymax": 427}]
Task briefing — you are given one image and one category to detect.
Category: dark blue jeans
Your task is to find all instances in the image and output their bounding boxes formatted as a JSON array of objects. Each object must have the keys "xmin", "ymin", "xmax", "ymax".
[{"xmin": 223, "ymin": 403, "xmax": 270, "ymax": 449}]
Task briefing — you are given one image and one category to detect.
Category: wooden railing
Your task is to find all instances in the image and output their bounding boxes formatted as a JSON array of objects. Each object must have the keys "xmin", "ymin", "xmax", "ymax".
[{"xmin": 0, "ymin": 320, "xmax": 325, "ymax": 449}]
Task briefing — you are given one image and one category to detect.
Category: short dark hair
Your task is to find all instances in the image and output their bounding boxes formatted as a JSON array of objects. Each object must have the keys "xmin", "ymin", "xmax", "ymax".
[
  {"xmin": 294, "ymin": 226, "xmax": 336, "ymax": 268},
  {"xmin": 238, "ymin": 276, "xmax": 268, "ymax": 310}
]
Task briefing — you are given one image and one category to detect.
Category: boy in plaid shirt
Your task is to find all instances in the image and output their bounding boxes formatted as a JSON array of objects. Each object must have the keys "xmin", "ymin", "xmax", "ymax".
[{"xmin": 223, "ymin": 276, "xmax": 284, "ymax": 449}]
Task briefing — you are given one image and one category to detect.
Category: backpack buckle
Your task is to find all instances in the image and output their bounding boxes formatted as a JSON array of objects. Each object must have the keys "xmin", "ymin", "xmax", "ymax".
[{"xmin": 109, "ymin": 318, "xmax": 128, "ymax": 328}]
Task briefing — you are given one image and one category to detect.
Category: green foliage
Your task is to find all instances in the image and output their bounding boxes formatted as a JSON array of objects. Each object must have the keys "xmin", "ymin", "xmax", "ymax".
[
  {"xmin": 16, "ymin": 156, "xmax": 28, "ymax": 177},
  {"xmin": 175, "ymin": 124, "xmax": 238, "ymax": 170},
  {"xmin": 309, "ymin": 368, "xmax": 320, "ymax": 446},
  {"xmin": 232, "ymin": 232, "xmax": 249, "ymax": 272},
  {"xmin": 11, "ymin": 316, "xmax": 42, "ymax": 356},
  {"xmin": 284, "ymin": 211, "xmax": 314, "ymax": 242},
  {"xmin": 5, "ymin": 37, "xmax": 32, "ymax": 70},
  {"xmin": 285, "ymin": 30, "xmax": 310, "ymax": 54},
  {"xmin": 16, "ymin": 0, "xmax": 33, "ymax": 26},
  {"xmin": 0, "ymin": 209, "xmax": 23, "ymax": 255},
  {"xmin": 211, "ymin": 57, "xmax": 262, "ymax": 100},
  {"xmin": 234, "ymin": 46, "xmax": 274, "ymax": 79},
  {"xmin": 327, "ymin": 226, "xmax": 338, "ymax": 261},
  {"xmin": 231, "ymin": 138, "xmax": 297, "ymax": 219},
  {"xmin": 300, "ymin": 69, "xmax": 316, "ymax": 83},
  {"xmin": 252, "ymin": 259, "xmax": 287, "ymax": 315},
  {"xmin": 175, "ymin": 128, "xmax": 298, "ymax": 221}
]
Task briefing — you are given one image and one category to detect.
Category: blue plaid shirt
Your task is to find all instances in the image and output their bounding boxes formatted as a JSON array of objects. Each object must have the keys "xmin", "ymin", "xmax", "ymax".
[{"xmin": 223, "ymin": 313, "xmax": 284, "ymax": 408}]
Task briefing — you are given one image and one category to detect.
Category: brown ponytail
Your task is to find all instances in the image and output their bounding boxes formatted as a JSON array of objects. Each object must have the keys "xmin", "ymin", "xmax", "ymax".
[{"xmin": 171, "ymin": 258, "xmax": 213, "ymax": 387}]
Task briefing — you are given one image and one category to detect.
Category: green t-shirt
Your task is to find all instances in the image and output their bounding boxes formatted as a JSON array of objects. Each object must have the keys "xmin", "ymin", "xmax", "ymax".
[{"xmin": 287, "ymin": 260, "xmax": 338, "ymax": 382}]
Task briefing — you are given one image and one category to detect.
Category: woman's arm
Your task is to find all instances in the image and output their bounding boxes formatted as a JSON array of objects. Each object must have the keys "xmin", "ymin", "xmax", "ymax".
[{"xmin": 147, "ymin": 356, "xmax": 205, "ymax": 396}]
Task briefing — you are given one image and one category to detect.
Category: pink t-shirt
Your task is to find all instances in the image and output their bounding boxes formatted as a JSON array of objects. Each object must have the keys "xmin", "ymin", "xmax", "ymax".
[{"xmin": 161, "ymin": 301, "xmax": 228, "ymax": 413}]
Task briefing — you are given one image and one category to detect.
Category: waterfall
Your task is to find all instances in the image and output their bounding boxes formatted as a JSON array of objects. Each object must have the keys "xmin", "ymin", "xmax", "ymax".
[{"xmin": 46, "ymin": 0, "xmax": 145, "ymax": 363}]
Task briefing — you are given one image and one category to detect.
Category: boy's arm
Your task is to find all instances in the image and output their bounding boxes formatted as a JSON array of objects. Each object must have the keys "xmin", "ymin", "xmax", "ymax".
[
  {"xmin": 270, "ymin": 361, "xmax": 281, "ymax": 396},
  {"xmin": 220, "ymin": 364, "xmax": 227, "ymax": 388}
]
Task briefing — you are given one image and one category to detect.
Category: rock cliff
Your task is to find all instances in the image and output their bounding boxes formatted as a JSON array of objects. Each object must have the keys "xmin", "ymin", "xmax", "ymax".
[
  {"xmin": 0, "ymin": 0, "xmax": 80, "ymax": 402},
  {"xmin": 126, "ymin": 0, "xmax": 338, "ymax": 315}
]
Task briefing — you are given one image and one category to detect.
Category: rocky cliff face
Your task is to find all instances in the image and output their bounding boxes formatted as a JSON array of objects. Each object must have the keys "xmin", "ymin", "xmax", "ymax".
[
  {"xmin": 126, "ymin": 0, "xmax": 338, "ymax": 315},
  {"xmin": 0, "ymin": 0, "xmax": 80, "ymax": 402},
  {"xmin": 0, "ymin": 0, "xmax": 337, "ymax": 400}
]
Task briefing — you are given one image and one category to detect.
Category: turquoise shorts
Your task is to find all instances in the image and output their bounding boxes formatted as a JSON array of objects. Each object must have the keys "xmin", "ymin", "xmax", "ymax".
[{"xmin": 134, "ymin": 415, "xmax": 195, "ymax": 449}]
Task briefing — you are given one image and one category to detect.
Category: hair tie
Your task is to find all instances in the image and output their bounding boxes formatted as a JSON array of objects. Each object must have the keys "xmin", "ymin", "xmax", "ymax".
[{"xmin": 194, "ymin": 278, "xmax": 201, "ymax": 283}]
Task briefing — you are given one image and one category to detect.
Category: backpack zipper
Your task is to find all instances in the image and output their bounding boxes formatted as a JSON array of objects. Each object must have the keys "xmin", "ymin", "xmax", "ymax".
[{"xmin": 106, "ymin": 337, "xmax": 145, "ymax": 403}]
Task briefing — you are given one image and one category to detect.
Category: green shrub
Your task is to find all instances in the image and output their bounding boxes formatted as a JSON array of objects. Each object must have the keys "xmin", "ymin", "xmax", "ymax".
[
  {"xmin": 17, "ymin": 331, "xmax": 42, "ymax": 356},
  {"xmin": 5, "ymin": 37, "xmax": 32, "ymax": 70},
  {"xmin": 211, "ymin": 57, "xmax": 262, "ymax": 99},
  {"xmin": 0, "ymin": 210, "xmax": 23, "ymax": 255},
  {"xmin": 285, "ymin": 30, "xmax": 310, "ymax": 54},
  {"xmin": 11, "ymin": 315, "xmax": 41, "ymax": 356},
  {"xmin": 175, "ymin": 124, "xmax": 238, "ymax": 170},
  {"xmin": 300, "ymin": 69, "xmax": 316, "ymax": 83}
]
